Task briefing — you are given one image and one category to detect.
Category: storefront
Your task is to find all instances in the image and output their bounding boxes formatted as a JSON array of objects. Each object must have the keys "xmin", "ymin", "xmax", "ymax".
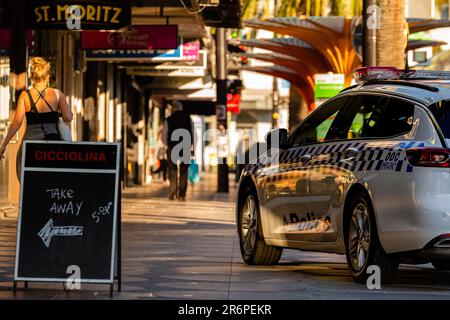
[{"xmin": 0, "ymin": 56, "xmax": 10, "ymax": 204}]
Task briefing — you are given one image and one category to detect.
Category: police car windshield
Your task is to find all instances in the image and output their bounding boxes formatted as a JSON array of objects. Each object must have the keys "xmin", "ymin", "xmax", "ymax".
[{"xmin": 429, "ymin": 99, "xmax": 450, "ymax": 138}]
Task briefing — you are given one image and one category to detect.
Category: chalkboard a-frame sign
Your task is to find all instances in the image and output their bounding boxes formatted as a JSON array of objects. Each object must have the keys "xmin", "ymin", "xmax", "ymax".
[{"xmin": 13, "ymin": 141, "xmax": 121, "ymax": 295}]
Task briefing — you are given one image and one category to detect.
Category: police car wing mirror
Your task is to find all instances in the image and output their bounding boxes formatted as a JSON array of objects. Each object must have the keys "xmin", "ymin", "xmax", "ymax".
[
  {"xmin": 344, "ymin": 147, "xmax": 358, "ymax": 159},
  {"xmin": 265, "ymin": 128, "xmax": 288, "ymax": 150}
]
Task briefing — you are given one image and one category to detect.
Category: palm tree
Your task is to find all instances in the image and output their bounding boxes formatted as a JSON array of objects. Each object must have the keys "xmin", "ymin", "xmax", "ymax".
[
  {"xmin": 242, "ymin": 0, "xmax": 362, "ymax": 18},
  {"xmin": 330, "ymin": 0, "xmax": 362, "ymax": 16},
  {"xmin": 275, "ymin": 0, "xmax": 301, "ymax": 16},
  {"xmin": 376, "ymin": 0, "xmax": 407, "ymax": 68},
  {"xmin": 240, "ymin": 0, "xmax": 365, "ymax": 128}
]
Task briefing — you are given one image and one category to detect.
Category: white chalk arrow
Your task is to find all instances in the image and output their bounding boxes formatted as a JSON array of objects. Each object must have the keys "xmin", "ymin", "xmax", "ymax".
[{"xmin": 37, "ymin": 218, "xmax": 83, "ymax": 248}]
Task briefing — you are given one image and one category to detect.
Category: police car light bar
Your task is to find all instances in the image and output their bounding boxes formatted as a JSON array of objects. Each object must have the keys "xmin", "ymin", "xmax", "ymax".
[{"xmin": 353, "ymin": 67, "xmax": 450, "ymax": 83}]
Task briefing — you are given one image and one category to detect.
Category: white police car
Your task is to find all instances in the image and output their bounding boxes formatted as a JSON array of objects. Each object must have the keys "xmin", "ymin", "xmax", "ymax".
[{"xmin": 237, "ymin": 67, "xmax": 450, "ymax": 283}]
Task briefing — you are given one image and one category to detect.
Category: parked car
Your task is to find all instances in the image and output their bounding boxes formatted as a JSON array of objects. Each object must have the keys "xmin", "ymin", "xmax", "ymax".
[{"xmin": 236, "ymin": 67, "xmax": 450, "ymax": 283}]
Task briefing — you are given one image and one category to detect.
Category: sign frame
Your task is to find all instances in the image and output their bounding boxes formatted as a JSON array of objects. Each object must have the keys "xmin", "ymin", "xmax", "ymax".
[
  {"xmin": 27, "ymin": 0, "xmax": 131, "ymax": 30},
  {"xmin": 13, "ymin": 141, "xmax": 121, "ymax": 290},
  {"xmin": 85, "ymin": 48, "xmax": 184, "ymax": 62},
  {"xmin": 85, "ymin": 38, "xmax": 185, "ymax": 62},
  {"xmin": 80, "ymin": 25, "xmax": 178, "ymax": 50},
  {"xmin": 155, "ymin": 50, "xmax": 207, "ymax": 70}
]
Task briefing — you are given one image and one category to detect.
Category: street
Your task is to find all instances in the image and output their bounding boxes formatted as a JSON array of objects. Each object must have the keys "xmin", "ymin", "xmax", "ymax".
[
  {"xmin": 1, "ymin": 173, "xmax": 450, "ymax": 300},
  {"xmin": 2, "ymin": 0, "xmax": 450, "ymax": 307}
]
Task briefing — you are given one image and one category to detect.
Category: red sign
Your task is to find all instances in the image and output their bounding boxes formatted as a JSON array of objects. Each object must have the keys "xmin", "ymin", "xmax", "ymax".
[
  {"xmin": 227, "ymin": 93, "xmax": 241, "ymax": 113},
  {"xmin": 182, "ymin": 40, "xmax": 200, "ymax": 61},
  {"xmin": 81, "ymin": 25, "xmax": 178, "ymax": 50},
  {"xmin": 0, "ymin": 30, "xmax": 34, "ymax": 49},
  {"xmin": 0, "ymin": 30, "xmax": 10, "ymax": 49}
]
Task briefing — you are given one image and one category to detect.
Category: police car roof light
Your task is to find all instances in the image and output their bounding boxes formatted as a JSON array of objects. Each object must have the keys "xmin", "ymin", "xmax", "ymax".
[{"xmin": 353, "ymin": 67, "xmax": 450, "ymax": 83}]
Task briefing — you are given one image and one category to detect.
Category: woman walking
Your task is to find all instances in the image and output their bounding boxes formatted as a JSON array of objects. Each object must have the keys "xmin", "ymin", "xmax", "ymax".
[{"xmin": 0, "ymin": 57, "xmax": 73, "ymax": 181}]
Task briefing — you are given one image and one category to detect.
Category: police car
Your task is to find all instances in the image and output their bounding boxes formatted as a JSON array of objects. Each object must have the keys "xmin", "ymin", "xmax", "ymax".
[{"xmin": 237, "ymin": 67, "xmax": 450, "ymax": 283}]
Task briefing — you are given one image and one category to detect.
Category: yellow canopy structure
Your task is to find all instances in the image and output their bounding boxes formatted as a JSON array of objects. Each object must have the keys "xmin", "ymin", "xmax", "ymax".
[{"xmin": 238, "ymin": 16, "xmax": 450, "ymax": 110}]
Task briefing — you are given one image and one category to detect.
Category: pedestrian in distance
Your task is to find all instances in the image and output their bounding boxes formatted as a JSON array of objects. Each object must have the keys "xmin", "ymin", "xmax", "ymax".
[
  {"xmin": 163, "ymin": 100, "xmax": 194, "ymax": 201},
  {"xmin": 152, "ymin": 130, "xmax": 168, "ymax": 184},
  {"xmin": 0, "ymin": 57, "xmax": 73, "ymax": 181}
]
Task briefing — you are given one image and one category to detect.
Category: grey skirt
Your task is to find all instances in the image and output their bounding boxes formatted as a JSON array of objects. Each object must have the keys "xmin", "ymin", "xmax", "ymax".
[{"xmin": 16, "ymin": 123, "xmax": 60, "ymax": 182}]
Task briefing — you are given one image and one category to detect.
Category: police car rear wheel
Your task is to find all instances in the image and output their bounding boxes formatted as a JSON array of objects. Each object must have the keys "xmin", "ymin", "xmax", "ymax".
[
  {"xmin": 238, "ymin": 190, "xmax": 282, "ymax": 265},
  {"xmin": 345, "ymin": 193, "xmax": 399, "ymax": 283}
]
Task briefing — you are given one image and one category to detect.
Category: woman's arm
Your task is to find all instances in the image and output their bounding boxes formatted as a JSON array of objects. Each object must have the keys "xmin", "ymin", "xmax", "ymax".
[
  {"xmin": 58, "ymin": 90, "xmax": 73, "ymax": 122},
  {"xmin": 0, "ymin": 92, "xmax": 27, "ymax": 159}
]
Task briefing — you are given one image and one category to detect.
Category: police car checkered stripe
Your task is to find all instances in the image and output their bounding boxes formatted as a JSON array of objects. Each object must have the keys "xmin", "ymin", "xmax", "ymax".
[{"xmin": 246, "ymin": 140, "xmax": 428, "ymax": 180}]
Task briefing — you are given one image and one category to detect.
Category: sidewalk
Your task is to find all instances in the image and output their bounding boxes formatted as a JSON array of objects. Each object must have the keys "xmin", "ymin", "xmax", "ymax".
[
  {"xmin": 0, "ymin": 172, "xmax": 239, "ymax": 299},
  {"xmin": 125, "ymin": 170, "xmax": 237, "ymax": 203},
  {"xmin": 2, "ymin": 172, "xmax": 450, "ymax": 299}
]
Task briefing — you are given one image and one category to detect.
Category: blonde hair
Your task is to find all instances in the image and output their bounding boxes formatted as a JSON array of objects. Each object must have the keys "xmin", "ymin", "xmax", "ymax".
[{"xmin": 30, "ymin": 57, "xmax": 51, "ymax": 83}]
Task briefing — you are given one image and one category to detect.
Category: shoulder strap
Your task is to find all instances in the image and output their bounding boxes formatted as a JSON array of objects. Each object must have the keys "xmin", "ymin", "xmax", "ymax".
[
  {"xmin": 34, "ymin": 87, "xmax": 56, "ymax": 112},
  {"xmin": 25, "ymin": 90, "xmax": 38, "ymax": 113}
]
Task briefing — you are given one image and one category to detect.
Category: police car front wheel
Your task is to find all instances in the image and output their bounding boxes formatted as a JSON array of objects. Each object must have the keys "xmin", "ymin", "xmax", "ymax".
[
  {"xmin": 345, "ymin": 193, "xmax": 399, "ymax": 283},
  {"xmin": 238, "ymin": 189, "xmax": 282, "ymax": 265}
]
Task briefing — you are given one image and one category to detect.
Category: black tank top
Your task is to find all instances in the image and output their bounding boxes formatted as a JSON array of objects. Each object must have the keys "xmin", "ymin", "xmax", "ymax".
[{"xmin": 25, "ymin": 88, "xmax": 59, "ymax": 125}]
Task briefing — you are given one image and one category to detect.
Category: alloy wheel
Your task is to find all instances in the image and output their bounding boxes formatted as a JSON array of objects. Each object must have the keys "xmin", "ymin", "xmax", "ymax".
[
  {"xmin": 241, "ymin": 195, "xmax": 258, "ymax": 256},
  {"xmin": 348, "ymin": 202, "xmax": 371, "ymax": 271}
]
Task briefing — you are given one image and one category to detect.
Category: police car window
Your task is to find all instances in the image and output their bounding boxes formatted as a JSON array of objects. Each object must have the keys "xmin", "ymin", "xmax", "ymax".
[
  {"xmin": 346, "ymin": 95, "xmax": 385, "ymax": 139},
  {"xmin": 343, "ymin": 95, "xmax": 414, "ymax": 139},
  {"xmin": 382, "ymin": 98, "xmax": 415, "ymax": 137},
  {"xmin": 429, "ymin": 99, "xmax": 450, "ymax": 138},
  {"xmin": 290, "ymin": 97, "xmax": 349, "ymax": 146}
]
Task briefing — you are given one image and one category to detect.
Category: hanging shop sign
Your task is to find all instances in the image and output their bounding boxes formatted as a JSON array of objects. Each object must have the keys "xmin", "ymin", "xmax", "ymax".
[
  {"xmin": 126, "ymin": 67, "xmax": 206, "ymax": 78},
  {"xmin": 81, "ymin": 25, "xmax": 178, "ymax": 50},
  {"xmin": 28, "ymin": 0, "xmax": 131, "ymax": 30},
  {"xmin": 125, "ymin": 51, "xmax": 207, "ymax": 77},
  {"xmin": 0, "ymin": 29, "xmax": 34, "ymax": 49},
  {"xmin": 85, "ymin": 48, "xmax": 183, "ymax": 61},
  {"xmin": 146, "ymin": 77, "xmax": 213, "ymax": 89},
  {"xmin": 85, "ymin": 41, "xmax": 185, "ymax": 61},
  {"xmin": 182, "ymin": 40, "xmax": 200, "ymax": 61}
]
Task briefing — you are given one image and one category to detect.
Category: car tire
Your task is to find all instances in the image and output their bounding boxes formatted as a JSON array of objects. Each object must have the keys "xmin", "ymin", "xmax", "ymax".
[
  {"xmin": 432, "ymin": 260, "xmax": 450, "ymax": 271},
  {"xmin": 238, "ymin": 187, "xmax": 282, "ymax": 265},
  {"xmin": 345, "ymin": 192, "xmax": 399, "ymax": 283}
]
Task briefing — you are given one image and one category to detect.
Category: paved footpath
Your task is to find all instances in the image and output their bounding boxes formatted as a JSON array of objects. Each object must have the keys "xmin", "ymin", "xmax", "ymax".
[{"xmin": 1, "ymin": 173, "xmax": 450, "ymax": 299}]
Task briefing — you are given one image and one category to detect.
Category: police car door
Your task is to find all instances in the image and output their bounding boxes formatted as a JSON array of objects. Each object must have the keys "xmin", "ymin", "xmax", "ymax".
[
  {"xmin": 331, "ymin": 95, "xmax": 418, "ymax": 237},
  {"xmin": 272, "ymin": 96, "xmax": 350, "ymax": 243},
  {"xmin": 308, "ymin": 95, "xmax": 387, "ymax": 243}
]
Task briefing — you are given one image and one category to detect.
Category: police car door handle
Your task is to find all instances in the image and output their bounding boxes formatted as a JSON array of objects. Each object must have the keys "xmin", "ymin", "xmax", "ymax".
[
  {"xmin": 344, "ymin": 147, "xmax": 358, "ymax": 159},
  {"xmin": 300, "ymin": 154, "xmax": 312, "ymax": 163}
]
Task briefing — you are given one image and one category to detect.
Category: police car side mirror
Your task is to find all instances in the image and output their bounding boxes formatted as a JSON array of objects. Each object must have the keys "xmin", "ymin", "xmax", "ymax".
[{"xmin": 265, "ymin": 128, "xmax": 288, "ymax": 150}]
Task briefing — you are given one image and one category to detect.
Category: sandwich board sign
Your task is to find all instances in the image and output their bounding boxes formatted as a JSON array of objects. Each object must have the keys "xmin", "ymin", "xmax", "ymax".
[{"xmin": 13, "ymin": 141, "xmax": 121, "ymax": 295}]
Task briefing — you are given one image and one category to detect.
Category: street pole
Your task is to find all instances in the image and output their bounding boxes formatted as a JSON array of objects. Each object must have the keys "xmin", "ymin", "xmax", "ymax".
[
  {"xmin": 271, "ymin": 0, "xmax": 279, "ymax": 128},
  {"xmin": 272, "ymin": 77, "xmax": 279, "ymax": 128},
  {"xmin": 216, "ymin": 27, "xmax": 229, "ymax": 193},
  {"xmin": 362, "ymin": 0, "xmax": 377, "ymax": 66}
]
